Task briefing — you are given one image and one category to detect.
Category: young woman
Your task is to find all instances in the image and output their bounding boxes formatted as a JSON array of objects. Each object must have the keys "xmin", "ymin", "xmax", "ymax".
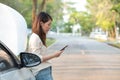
[{"xmin": 28, "ymin": 12, "xmax": 63, "ymax": 80}]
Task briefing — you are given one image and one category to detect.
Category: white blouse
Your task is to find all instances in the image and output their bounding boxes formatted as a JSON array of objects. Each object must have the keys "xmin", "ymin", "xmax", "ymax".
[{"xmin": 28, "ymin": 33, "xmax": 51, "ymax": 75}]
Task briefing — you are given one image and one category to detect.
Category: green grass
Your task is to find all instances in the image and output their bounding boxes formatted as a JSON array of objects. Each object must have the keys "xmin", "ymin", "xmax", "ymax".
[
  {"xmin": 46, "ymin": 38, "xmax": 56, "ymax": 47},
  {"xmin": 108, "ymin": 43, "xmax": 120, "ymax": 48}
]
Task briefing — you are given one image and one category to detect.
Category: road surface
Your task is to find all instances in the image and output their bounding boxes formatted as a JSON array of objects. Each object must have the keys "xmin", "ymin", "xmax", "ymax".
[{"xmin": 47, "ymin": 34, "xmax": 120, "ymax": 80}]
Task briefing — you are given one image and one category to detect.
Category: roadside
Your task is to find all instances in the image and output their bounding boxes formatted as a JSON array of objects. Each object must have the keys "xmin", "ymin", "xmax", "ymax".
[
  {"xmin": 47, "ymin": 34, "xmax": 120, "ymax": 49},
  {"xmin": 105, "ymin": 40, "xmax": 120, "ymax": 49},
  {"xmin": 96, "ymin": 38, "xmax": 120, "ymax": 49}
]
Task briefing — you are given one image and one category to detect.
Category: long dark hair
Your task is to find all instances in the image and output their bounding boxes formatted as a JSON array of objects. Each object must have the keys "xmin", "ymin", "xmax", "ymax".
[{"xmin": 32, "ymin": 12, "xmax": 52, "ymax": 46}]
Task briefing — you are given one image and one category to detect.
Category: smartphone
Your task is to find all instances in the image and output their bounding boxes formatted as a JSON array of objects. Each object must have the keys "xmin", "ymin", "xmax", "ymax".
[{"xmin": 60, "ymin": 45, "xmax": 68, "ymax": 51}]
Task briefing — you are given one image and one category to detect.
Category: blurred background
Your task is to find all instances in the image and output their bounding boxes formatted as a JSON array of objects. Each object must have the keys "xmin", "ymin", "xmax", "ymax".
[
  {"xmin": 1, "ymin": 0, "xmax": 120, "ymax": 42},
  {"xmin": 1, "ymin": 1, "xmax": 120, "ymax": 80}
]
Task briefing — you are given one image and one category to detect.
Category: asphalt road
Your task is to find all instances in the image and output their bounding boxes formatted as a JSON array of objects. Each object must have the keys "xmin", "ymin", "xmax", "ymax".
[{"xmin": 47, "ymin": 34, "xmax": 120, "ymax": 80}]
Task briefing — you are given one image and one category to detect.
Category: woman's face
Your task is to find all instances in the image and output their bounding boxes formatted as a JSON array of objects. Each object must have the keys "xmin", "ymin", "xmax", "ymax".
[{"xmin": 41, "ymin": 19, "xmax": 52, "ymax": 34}]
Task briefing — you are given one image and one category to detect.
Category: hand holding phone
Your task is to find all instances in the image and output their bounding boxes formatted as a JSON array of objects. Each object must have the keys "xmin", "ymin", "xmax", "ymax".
[{"xmin": 60, "ymin": 45, "xmax": 68, "ymax": 51}]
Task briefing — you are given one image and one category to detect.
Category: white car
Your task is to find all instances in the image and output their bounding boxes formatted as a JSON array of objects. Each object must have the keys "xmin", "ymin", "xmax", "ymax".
[
  {"xmin": 0, "ymin": 3, "xmax": 41, "ymax": 80},
  {"xmin": 0, "ymin": 40, "xmax": 41, "ymax": 80}
]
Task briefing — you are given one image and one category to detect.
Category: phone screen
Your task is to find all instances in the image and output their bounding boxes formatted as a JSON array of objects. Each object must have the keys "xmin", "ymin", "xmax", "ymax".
[{"xmin": 60, "ymin": 45, "xmax": 68, "ymax": 51}]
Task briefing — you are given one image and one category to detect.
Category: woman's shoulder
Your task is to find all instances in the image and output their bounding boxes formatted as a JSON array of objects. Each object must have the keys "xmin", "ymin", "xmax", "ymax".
[
  {"xmin": 29, "ymin": 33, "xmax": 42, "ymax": 42},
  {"xmin": 31, "ymin": 33, "xmax": 38, "ymax": 37}
]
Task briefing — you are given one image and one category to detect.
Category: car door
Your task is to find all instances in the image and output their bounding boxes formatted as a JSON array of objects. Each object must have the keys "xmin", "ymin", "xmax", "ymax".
[{"xmin": 0, "ymin": 41, "xmax": 36, "ymax": 80}]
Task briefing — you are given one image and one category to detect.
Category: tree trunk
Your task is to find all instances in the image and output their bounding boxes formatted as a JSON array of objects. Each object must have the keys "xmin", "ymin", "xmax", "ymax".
[
  {"xmin": 109, "ymin": 12, "xmax": 116, "ymax": 40},
  {"xmin": 32, "ymin": 0, "xmax": 37, "ymax": 27},
  {"xmin": 108, "ymin": 25, "xmax": 116, "ymax": 40},
  {"xmin": 39, "ymin": 0, "xmax": 46, "ymax": 12}
]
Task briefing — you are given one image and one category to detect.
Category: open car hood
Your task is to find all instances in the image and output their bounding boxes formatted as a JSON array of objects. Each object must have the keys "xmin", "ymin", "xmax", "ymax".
[{"xmin": 0, "ymin": 3, "xmax": 28, "ymax": 56}]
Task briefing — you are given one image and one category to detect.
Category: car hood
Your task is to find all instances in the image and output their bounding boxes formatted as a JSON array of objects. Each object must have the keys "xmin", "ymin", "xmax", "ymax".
[{"xmin": 0, "ymin": 3, "xmax": 27, "ymax": 56}]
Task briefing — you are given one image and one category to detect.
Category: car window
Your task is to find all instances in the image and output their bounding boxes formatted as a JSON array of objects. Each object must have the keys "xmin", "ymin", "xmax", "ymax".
[{"xmin": 0, "ymin": 48, "xmax": 15, "ymax": 71}]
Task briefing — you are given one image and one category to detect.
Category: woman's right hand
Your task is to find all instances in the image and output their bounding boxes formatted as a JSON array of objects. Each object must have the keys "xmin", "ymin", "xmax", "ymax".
[
  {"xmin": 42, "ymin": 50, "xmax": 64, "ymax": 62},
  {"xmin": 53, "ymin": 50, "xmax": 64, "ymax": 58}
]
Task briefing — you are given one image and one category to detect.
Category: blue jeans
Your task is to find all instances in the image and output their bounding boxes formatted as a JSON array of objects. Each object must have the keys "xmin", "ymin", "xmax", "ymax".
[{"xmin": 35, "ymin": 66, "xmax": 53, "ymax": 80}]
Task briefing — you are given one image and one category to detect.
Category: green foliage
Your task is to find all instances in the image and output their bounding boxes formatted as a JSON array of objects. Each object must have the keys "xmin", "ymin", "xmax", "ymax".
[
  {"xmin": 111, "ymin": 3, "xmax": 120, "ymax": 14},
  {"xmin": 0, "ymin": 0, "xmax": 64, "ymax": 30},
  {"xmin": 46, "ymin": 0, "xmax": 64, "ymax": 32},
  {"xmin": 46, "ymin": 38, "xmax": 56, "ymax": 47},
  {"xmin": 68, "ymin": 11, "xmax": 95, "ymax": 35},
  {"xmin": 0, "ymin": 0, "xmax": 22, "ymax": 12},
  {"xmin": 111, "ymin": 0, "xmax": 120, "ymax": 4},
  {"xmin": 86, "ymin": 0, "xmax": 118, "ymax": 38},
  {"xmin": 0, "ymin": 0, "xmax": 32, "ymax": 28},
  {"xmin": 111, "ymin": 0, "xmax": 120, "ymax": 34},
  {"xmin": 19, "ymin": 0, "xmax": 32, "ymax": 28}
]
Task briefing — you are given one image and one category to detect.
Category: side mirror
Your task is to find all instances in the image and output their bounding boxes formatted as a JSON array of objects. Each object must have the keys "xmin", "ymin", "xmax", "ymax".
[{"xmin": 20, "ymin": 52, "xmax": 41, "ymax": 67}]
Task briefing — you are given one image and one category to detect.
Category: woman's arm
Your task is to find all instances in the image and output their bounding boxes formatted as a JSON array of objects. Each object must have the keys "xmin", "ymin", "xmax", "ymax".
[{"xmin": 42, "ymin": 50, "xmax": 64, "ymax": 62}]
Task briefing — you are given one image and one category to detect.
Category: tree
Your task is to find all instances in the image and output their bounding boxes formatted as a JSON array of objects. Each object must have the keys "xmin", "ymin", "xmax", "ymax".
[
  {"xmin": 0, "ymin": 0, "xmax": 64, "ymax": 30},
  {"xmin": 111, "ymin": 0, "xmax": 120, "ymax": 33},
  {"xmin": 46, "ymin": 0, "xmax": 64, "ymax": 32},
  {"xmin": 86, "ymin": 0, "xmax": 117, "ymax": 38},
  {"xmin": 32, "ymin": 0, "xmax": 37, "ymax": 26},
  {"xmin": 32, "ymin": 0, "xmax": 47, "ymax": 27},
  {"xmin": 69, "ymin": 11, "xmax": 95, "ymax": 35}
]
